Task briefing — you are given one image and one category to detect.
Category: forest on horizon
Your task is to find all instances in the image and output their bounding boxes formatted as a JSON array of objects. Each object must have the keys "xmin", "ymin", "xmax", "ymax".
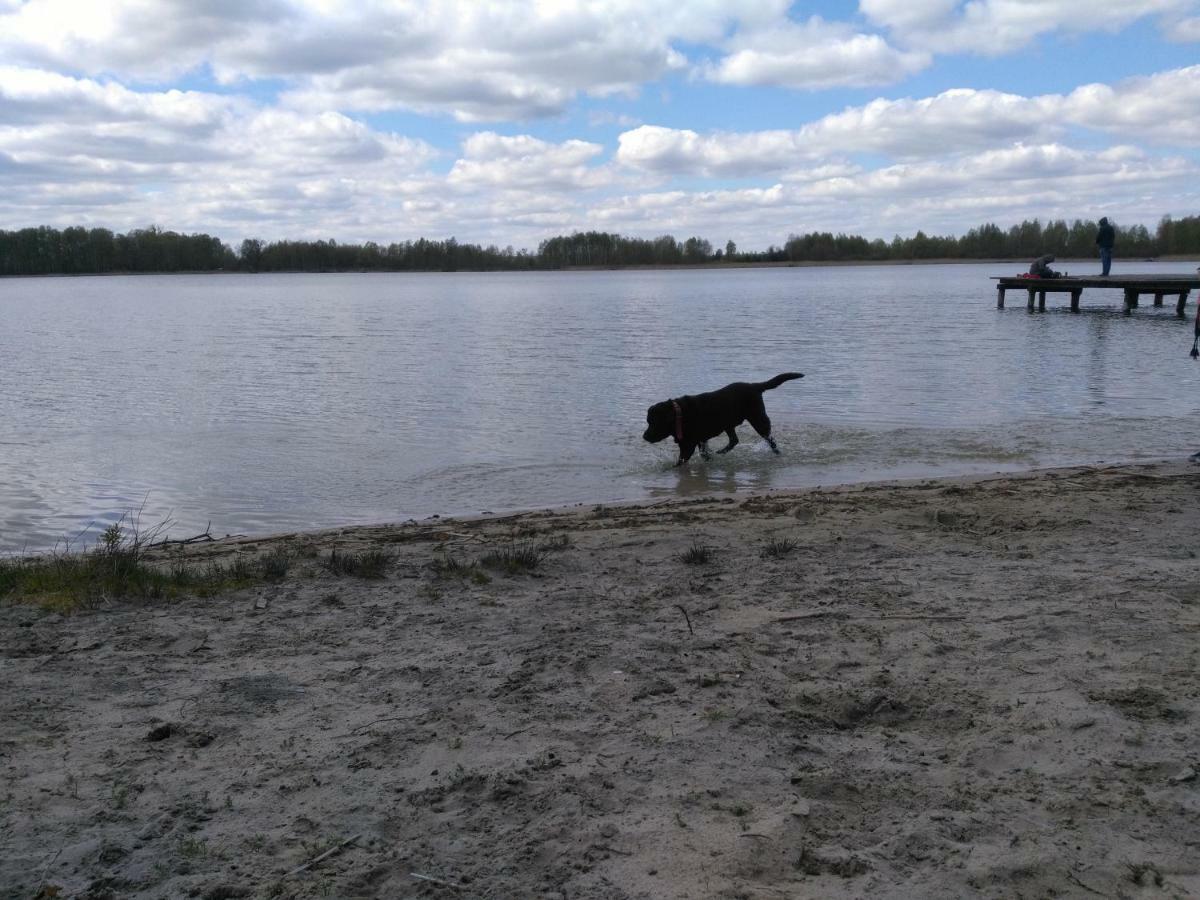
[{"xmin": 1, "ymin": 216, "xmax": 1199, "ymax": 277}]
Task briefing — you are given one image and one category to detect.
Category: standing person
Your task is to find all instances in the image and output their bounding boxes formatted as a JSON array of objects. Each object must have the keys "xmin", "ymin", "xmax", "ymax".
[{"xmin": 1095, "ymin": 217, "xmax": 1115, "ymax": 276}]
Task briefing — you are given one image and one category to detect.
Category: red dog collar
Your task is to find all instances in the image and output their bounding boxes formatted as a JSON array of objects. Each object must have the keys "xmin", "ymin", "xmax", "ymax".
[{"xmin": 671, "ymin": 399, "xmax": 683, "ymax": 442}]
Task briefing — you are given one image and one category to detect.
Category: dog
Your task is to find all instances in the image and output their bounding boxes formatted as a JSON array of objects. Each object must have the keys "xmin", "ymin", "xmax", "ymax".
[{"xmin": 643, "ymin": 373, "xmax": 803, "ymax": 466}]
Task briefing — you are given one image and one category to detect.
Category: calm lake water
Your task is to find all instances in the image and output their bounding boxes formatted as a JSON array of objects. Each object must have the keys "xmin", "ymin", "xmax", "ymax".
[{"xmin": 3, "ymin": 262, "xmax": 1199, "ymax": 553}]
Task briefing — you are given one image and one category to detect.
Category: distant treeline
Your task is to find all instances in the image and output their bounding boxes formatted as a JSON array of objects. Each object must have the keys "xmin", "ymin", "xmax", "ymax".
[{"xmin": 2, "ymin": 216, "xmax": 1199, "ymax": 277}]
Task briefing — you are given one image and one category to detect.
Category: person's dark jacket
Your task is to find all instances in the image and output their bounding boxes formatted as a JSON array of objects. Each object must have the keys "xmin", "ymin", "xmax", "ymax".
[
  {"xmin": 1029, "ymin": 254, "xmax": 1062, "ymax": 278},
  {"xmin": 1096, "ymin": 218, "xmax": 1115, "ymax": 249}
]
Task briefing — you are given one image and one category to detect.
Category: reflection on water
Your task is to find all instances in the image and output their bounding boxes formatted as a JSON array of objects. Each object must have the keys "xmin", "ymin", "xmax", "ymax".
[{"xmin": 2, "ymin": 263, "xmax": 1198, "ymax": 552}]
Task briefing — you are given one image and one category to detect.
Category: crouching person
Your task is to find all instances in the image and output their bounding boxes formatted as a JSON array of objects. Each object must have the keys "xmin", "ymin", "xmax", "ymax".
[{"xmin": 1029, "ymin": 254, "xmax": 1064, "ymax": 278}]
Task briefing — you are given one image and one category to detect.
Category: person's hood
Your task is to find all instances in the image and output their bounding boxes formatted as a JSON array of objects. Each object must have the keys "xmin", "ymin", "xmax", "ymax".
[{"xmin": 1099, "ymin": 217, "xmax": 1108, "ymax": 226}]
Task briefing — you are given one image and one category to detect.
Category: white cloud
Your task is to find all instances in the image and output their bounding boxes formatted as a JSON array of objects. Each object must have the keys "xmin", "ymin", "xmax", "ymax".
[
  {"xmin": 798, "ymin": 143, "xmax": 1195, "ymax": 236},
  {"xmin": 782, "ymin": 163, "xmax": 864, "ymax": 183},
  {"xmin": 591, "ymin": 142, "xmax": 1197, "ymax": 245},
  {"xmin": 617, "ymin": 65, "xmax": 1200, "ymax": 179},
  {"xmin": 0, "ymin": 67, "xmax": 441, "ymax": 241},
  {"xmin": 1059, "ymin": 65, "xmax": 1200, "ymax": 144},
  {"xmin": 1, "ymin": 0, "xmax": 1198, "ymax": 258},
  {"xmin": 803, "ymin": 144, "xmax": 1174, "ymax": 199},
  {"xmin": 0, "ymin": 0, "xmax": 790, "ymax": 121},
  {"xmin": 857, "ymin": 0, "xmax": 959, "ymax": 33},
  {"xmin": 860, "ymin": 0, "xmax": 1197, "ymax": 55},
  {"xmin": 0, "ymin": 0, "xmax": 288, "ymax": 80},
  {"xmin": 616, "ymin": 90, "xmax": 1058, "ymax": 176},
  {"xmin": 616, "ymin": 125, "xmax": 803, "ymax": 177},
  {"xmin": 11, "ymin": 0, "xmax": 1186, "ymax": 129},
  {"xmin": 0, "ymin": 65, "xmax": 240, "ymax": 130},
  {"xmin": 447, "ymin": 133, "xmax": 608, "ymax": 191},
  {"xmin": 1167, "ymin": 14, "xmax": 1200, "ymax": 38},
  {"xmin": 706, "ymin": 15, "xmax": 930, "ymax": 89},
  {"xmin": 588, "ymin": 110, "xmax": 641, "ymax": 128}
]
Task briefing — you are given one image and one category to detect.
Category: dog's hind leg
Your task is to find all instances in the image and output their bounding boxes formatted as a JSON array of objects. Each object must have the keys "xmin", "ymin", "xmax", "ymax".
[
  {"xmin": 715, "ymin": 428, "xmax": 739, "ymax": 454},
  {"xmin": 747, "ymin": 412, "xmax": 780, "ymax": 454}
]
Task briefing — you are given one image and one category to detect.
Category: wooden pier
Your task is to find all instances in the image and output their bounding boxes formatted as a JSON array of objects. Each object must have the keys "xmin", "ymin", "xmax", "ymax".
[{"xmin": 991, "ymin": 274, "xmax": 1200, "ymax": 314}]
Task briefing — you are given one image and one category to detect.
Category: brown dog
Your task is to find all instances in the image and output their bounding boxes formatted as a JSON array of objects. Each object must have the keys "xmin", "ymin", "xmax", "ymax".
[{"xmin": 643, "ymin": 373, "xmax": 803, "ymax": 466}]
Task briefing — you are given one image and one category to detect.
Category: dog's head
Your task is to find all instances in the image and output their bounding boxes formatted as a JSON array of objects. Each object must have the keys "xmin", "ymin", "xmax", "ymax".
[{"xmin": 643, "ymin": 400, "xmax": 676, "ymax": 443}]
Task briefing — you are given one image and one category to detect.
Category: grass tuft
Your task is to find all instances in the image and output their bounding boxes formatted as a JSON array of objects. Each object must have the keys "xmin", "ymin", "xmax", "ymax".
[
  {"xmin": 678, "ymin": 540, "xmax": 712, "ymax": 565},
  {"xmin": 761, "ymin": 537, "xmax": 798, "ymax": 559},
  {"xmin": 326, "ymin": 548, "xmax": 391, "ymax": 579},
  {"xmin": 431, "ymin": 552, "xmax": 491, "ymax": 584},
  {"xmin": 1, "ymin": 515, "xmax": 217, "ymax": 610},
  {"xmin": 540, "ymin": 532, "xmax": 572, "ymax": 551},
  {"xmin": 259, "ymin": 548, "xmax": 292, "ymax": 581},
  {"xmin": 480, "ymin": 541, "xmax": 544, "ymax": 574},
  {"xmin": 0, "ymin": 512, "xmax": 310, "ymax": 610}
]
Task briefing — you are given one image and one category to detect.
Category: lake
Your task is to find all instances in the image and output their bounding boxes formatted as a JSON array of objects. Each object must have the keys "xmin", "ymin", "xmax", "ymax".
[{"xmin": 2, "ymin": 263, "xmax": 1199, "ymax": 553}]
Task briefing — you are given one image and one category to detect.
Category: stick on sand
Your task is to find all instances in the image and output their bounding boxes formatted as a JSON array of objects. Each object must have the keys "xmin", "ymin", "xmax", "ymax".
[{"xmin": 282, "ymin": 833, "xmax": 361, "ymax": 879}]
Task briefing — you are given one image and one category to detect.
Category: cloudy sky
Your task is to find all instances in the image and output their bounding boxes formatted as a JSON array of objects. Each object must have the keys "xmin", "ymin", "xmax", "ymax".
[{"xmin": 1, "ymin": 0, "xmax": 1198, "ymax": 251}]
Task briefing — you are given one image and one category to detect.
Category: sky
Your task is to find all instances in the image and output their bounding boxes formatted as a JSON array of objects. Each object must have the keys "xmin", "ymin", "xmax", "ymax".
[{"xmin": 1, "ymin": 0, "xmax": 1198, "ymax": 252}]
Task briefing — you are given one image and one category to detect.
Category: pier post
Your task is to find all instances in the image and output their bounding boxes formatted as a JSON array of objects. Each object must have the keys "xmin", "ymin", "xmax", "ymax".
[
  {"xmin": 1180, "ymin": 291, "xmax": 1191, "ymax": 317},
  {"xmin": 1038, "ymin": 291, "xmax": 1047, "ymax": 312},
  {"xmin": 1124, "ymin": 288, "xmax": 1137, "ymax": 313},
  {"xmin": 1070, "ymin": 290, "xmax": 1081, "ymax": 312},
  {"xmin": 1153, "ymin": 292, "xmax": 1164, "ymax": 307},
  {"xmin": 997, "ymin": 286, "xmax": 1005, "ymax": 309}
]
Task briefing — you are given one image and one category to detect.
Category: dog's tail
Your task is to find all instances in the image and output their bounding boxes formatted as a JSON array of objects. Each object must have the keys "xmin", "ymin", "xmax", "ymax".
[{"xmin": 755, "ymin": 372, "xmax": 804, "ymax": 392}]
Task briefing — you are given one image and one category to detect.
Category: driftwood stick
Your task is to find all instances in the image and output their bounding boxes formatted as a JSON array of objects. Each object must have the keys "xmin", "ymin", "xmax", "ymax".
[
  {"xmin": 1092, "ymin": 467, "xmax": 1166, "ymax": 480},
  {"xmin": 590, "ymin": 843, "xmax": 634, "ymax": 856},
  {"xmin": 282, "ymin": 833, "xmax": 361, "ymax": 879},
  {"xmin": 1065, "ymin": 870, "xmax": 1109, "ymax": 897},
  {"xmin": 32, "ymin": 844, "xmax": 64, "ymax": 898},
  {"xmin": 776, "ymin": 611, "xmax": 839, "ymax": 622},
  {"xmin": 777, "ymin": 612, "xmax": 964, "ymax": 623},
  {"xmin": 350, "ymin": 714, "xmax": 422, "ymax": 735},
  {"xmin": 149, "ymin": 523, "xmax": 215, "ymax": 548},
  {"xmin": 433, "ymin": 531, "xmax": 487, "ymax": 541},
  {"xmin": 674, "ymin": 604, "xmax": 694, "ymax": 635},
  {"xmin": 410, "ymin": 872, "xmax": 464, "ymax": 889}
]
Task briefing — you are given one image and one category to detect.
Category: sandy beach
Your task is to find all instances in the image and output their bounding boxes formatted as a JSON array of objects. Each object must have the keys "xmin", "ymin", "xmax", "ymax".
[{"xmin": 3, "ymin": 461, "xmax": 1200, "ymax": 899}]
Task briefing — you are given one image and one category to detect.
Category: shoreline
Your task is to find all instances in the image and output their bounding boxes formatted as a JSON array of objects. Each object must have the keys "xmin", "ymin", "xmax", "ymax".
[
  {"xmin": 157, "ymin": 456, "xmax": 1189, "ymax": 551},
  {"xmin": 4, "ymin": 459, "xmax": 1200, "ymax": 897},
  {"xmin": 1, "ymin": 456, "xmax": 1155, "ymax": 559},
  {"xmin": 3, "ymin": 255, "xmax": 1196, "ymax": 279}
]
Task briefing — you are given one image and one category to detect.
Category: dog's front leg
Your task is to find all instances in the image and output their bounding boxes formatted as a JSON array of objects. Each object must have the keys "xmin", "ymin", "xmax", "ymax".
[
  {"xmin": 674, "ymin": 441, "xmax": 698, "ymax": 466},
  {"xmin": 699, "ymin": 441, "xmax": 712, "ymax": 460}
]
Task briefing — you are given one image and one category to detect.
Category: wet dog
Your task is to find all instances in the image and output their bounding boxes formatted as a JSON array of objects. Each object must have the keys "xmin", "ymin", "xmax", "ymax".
[{"xmin": 643, "ymin": 373, "xmax": 803, "ymax": 466}]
